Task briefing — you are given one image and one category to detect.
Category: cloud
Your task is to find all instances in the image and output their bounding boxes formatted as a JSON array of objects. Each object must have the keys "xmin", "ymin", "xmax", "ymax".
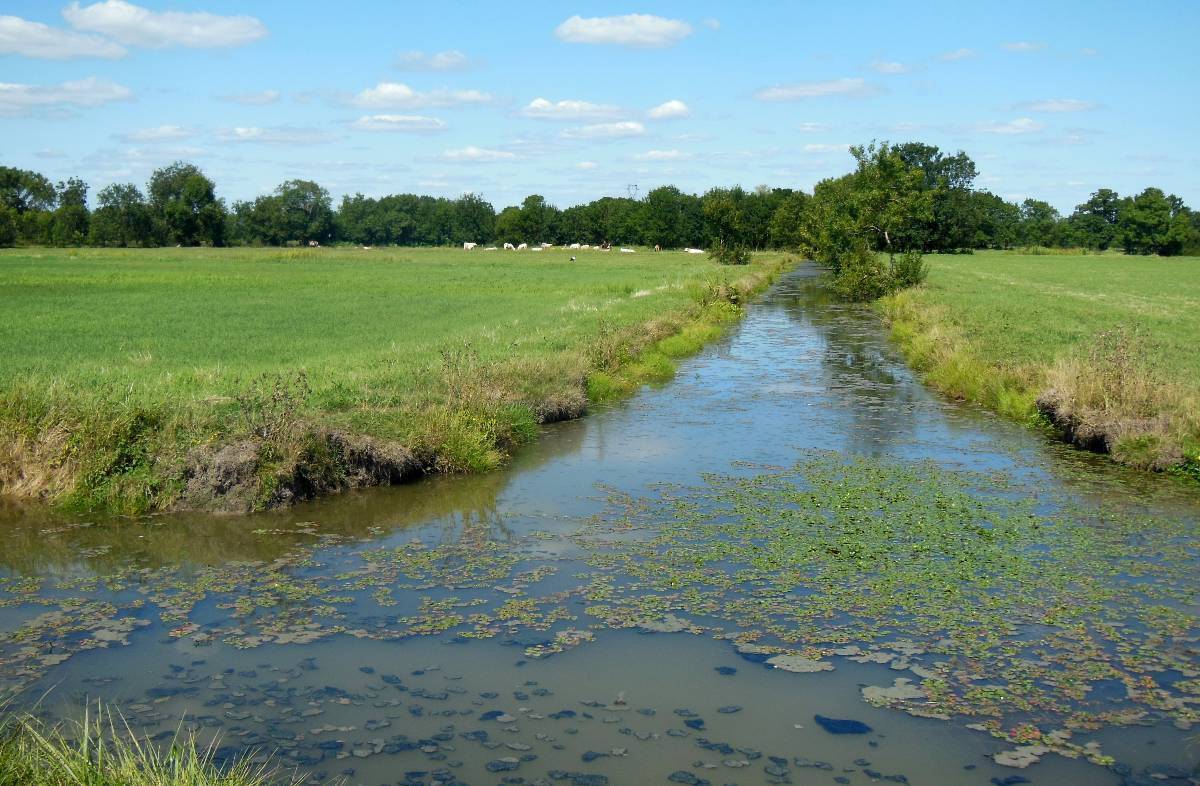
[
  {"xmin": 939, "ymin": 48, "xmax": 975, "ymax": 61},
  {"xmin": 576, "ymin": 161, "xmax": 598, "ymax": 170},
  {"xmin": 554, "ymin": 14, "xmax": 693, "ymax": 48},
  {"xmin": 218, "ymin": 89, "xmax": 280, "ymax": 106},
  {"xmin": 439, "ymin": 146, "xmax": 516, "ymax": 162},
  {"xmin": 351, "ymin": 114, "xmax": 447, "ymax": 132},
  {"xmin": 395, "ymin": 49, "xmax": 471, "ymax": 71},
  {"xmin": 802, "ymin": 143, "xmax": 850, "ymax": 153},
  {"xmin": 521, "ymin": 97, "xmax": 623, "ymax": 121},
  {"xmin": 0, "ymin": 14, "xmax": 126, "ymax": 59},
  {"xmin": 754, "ymin": 78, "xmax": 880, "ymax": 101},
  {"xmin": 973, "ymin": 117, "xmax": 1045, "ymax": 134},
  {"xmin": 0, "ymin": 76, "xmax": 132, "ymax": 115},
  {"xmin": 702, "ymin": 18, "xmax": 720, "ymax": 30},
  {"xmin": 218, "ymin": 126, "xmax": 335, "ymax": 145},
  {"xmin": 561, "ymin": 121, "xmax": 646, "ymax": 139},
  {"xmin": 633, "ymin": 149, "xmax": 692, "ymax": 161},
  {"xmin": 36, "ymin": 148, "xmax": 69, "ymax": 159},
  {"xmin": 1013, "ymin": 98, "xmax": 1099, "ymax": 113},
  {"xmin": 1001, "ymin": 41, "xmax": 1046, "ymax": 52},
  {"xmin": 350, "ymin": 81, "xmax": 494, "ymax": 109},
  {"xmin": 796, "ymin": 122, "xmax": 830, "ymax": 133},
  {"xmin": 118, "ymin": 124, "xmax": 195, "ymax": 142},
  {"xmin": 647, "ymin": 99, "xmax": 689, "ymax": 120},
  {"xmin": 871, "ymin": 61, "xmax": 910, "ymax": 75},
  {"xmin": 63, "ymin": 1, "xmax": 266, "ymax": 48}
]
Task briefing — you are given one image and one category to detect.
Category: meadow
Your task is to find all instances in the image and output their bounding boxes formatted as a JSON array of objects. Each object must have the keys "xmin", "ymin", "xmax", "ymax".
[
  {"xmin": 880, "ymin": 250, "xmax": 1200, "ymax": 475},
  {"xmin": 0, "ymin": 246, "xmax": 789, "ymax": 513}
]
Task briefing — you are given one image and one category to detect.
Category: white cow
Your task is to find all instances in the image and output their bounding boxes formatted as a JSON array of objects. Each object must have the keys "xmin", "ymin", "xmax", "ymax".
[
  {"xmin": 531, "ymin": 247, "xmax": 543, "ymax": 252},
  {"xmin": 540, "ymin": 242, "xmax": 553, "ymax": 249},
  {"xmin": 581, "ymin": 244, "xmax": 591, "ymax": 250},
  {"xmin": 463, "ymin": 242, "xmax": 477, "ymax": 251},
  {"xmin": 517, "ymin": 243, "xmax": 528, "ymax": 250},
  {"xmin": 685, "ymin": 247, "xmax": 705, "ymax": 254},
  {"xmin": 484, "ymin": 246, "xmax": 498, "ymax": 251},
  {"xmin": 619, "ymin": 247, "xmax": 635, "ymax": 253},
  {"xmin": 504, "ymin": 242, "xmax": 515, "ymax": 250},
  {"xmin": 569, "ymin": 242, "xmax": 581, "ymax": 249}
]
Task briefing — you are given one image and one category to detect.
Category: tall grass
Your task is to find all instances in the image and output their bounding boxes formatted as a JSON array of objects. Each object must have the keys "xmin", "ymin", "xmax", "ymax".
[
  {"xmin": 0, "ymin": 705, "xmax": 300, "ymax": 786},
  {"xmin": 0, "ymin": 247, "xmax": 793, "ymax": 512},
  {"xmin": 878, "ymin": 251, "xmax": 1200, "ymax": 476}
]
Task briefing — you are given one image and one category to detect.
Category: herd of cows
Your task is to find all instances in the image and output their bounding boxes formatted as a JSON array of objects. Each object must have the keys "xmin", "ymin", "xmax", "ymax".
[{"xmin": 461, "ymin": 241, "xmax": 706, "ymax": 254}]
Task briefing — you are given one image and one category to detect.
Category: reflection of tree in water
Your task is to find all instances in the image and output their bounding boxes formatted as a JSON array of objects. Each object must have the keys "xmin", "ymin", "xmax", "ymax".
[
  {"xmin": 774, "ymin": 267, "xmax": 922, "ymax": 456},
  {"xmin": 0, "ymin": 407, "xmax": 589, "ymax": 575}
]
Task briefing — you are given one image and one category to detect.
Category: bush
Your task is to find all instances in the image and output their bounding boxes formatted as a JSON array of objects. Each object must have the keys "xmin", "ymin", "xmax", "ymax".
[
  {"xmin": 708, "ymin": 241, "xmax": 750, "ymax": 265},
  {"xmin": 889, "ymin": 250, "xmax": 928, "ymax": 289},
  {"xmin": 832, "ymin": 246, "xmax": 892, "ymax": 301}
]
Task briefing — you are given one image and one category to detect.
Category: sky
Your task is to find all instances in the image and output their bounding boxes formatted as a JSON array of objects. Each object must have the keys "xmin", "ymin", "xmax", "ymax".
[{"xmin": 2, "ymin": 0, "xmax": 1198, "ymax": 213}]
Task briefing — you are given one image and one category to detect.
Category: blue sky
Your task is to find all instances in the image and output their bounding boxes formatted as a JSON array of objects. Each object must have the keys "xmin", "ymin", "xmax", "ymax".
[{"xmin": 2, "ymin": 0, "xmax": 1197, "ymax": 213}]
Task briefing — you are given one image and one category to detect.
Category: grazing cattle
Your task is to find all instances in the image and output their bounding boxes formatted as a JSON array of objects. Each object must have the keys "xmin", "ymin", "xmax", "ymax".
[
  {"xmin": 531, "ymin": 247, "xmax": 543, "ymax": 252},
  {"xmin": 684, "ymin": 247, "xmax": 705, "ymax": 254},
  {"xmin": 654, "ymin": 244, "xmax": 661, "ymax": 252},
  {"xmin": 308, "ymin": 240, "xmax": 320, "ymax": 247},
  {"xmin": 504, "ymin": 242, "xmax": 515, "ymax": 250},
  {"xmin": 484, "ymin": 246, "xmax": 498, "ymax": 251},
  {"xmin": 463, "ymin": 242, "xmax": 477, "ymax": 251},
  {"xmin": 540, "ymin": 242, "xmax": 553, "ymax": 249},
  {"xmin": 517, "ymin": 243, "xmax": 528, "ymax": 250},
  {"xmin": 580, "ymin": 244, "xmax": 591, "ymax": 249},
  {"xmin": 569, "ymin": 243, "xmax": 581, "ymax": 249},
  {"xmin": 619, "ymin": 247, "xmax": 635, "ymax": 253}
]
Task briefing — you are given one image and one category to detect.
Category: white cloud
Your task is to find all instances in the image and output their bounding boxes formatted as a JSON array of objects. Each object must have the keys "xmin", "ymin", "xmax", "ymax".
[
  {"xmin": 396, "ymin": 49, "xmax": 471, "ymax": 70},
  {"xmin": 350, "ymin": 81, "xmax": 494, "ymax": 108},
  {"xmin": 576, "ymin": 161, "xmax": 598, "ymax": 170},
  {"xmin": 561, "ymin": 121, "xmax": 646, "ymax": 139},
  {"xmin": 36, "ymin": 148, "xmax": 68, "ymax": 159},
  {"xmin": 702, "ymin": 18, "xmax": 720, "ymax": 30},
  {"xmin": 521, "ymin": 97, "xmax": 623, "ymax": 121},
  {"xmin": 973, "ymin": 117, "xmax": 1045, "ymax": 134},
  {"xmin": 1002, "ymin": 41, "xmax": 1047, "ymax": 52},
  {"xmin": 796, "ymin": 122, "xmax": 830, "ymax": 133},
  {"xmin": 351, "ymin": 114, "xmax": 447, "ymax": 132},
  {"xmin": 219, "ymin": 126, "xmax": 335, "ymax": 145},
  {"xmin": 939, "ymin": 47, "xmax": 975, "ymax": 61},
  {"xmin": 0, "ymin": 76, "xmax": 132, "ymax": 115},
  {"xmin": 63, "ymin": 1, "xmax": 266, "ymax": 48},
  {"xmin": 754, "ymin": 78, "xmax": 880, "ymax": 101},
  {"xmin": 440, "ymin": 146, "xmax": 516, "ymax": 162},
  {"xmin": 803, "ymin": 143, "xmax": 850, "ymax": 153},
  {"xmin": 118, "ymin": 124, "xmax": 195, "ymax": 142},
  {"xmin": 218, "ymin": 89, "xmax": 280, "ymax": 106},
  {"xmin": 1014, "ymin": 98, "xmax": 1099, "ymax": 113},
  {"xmin": 633, "ymin": 149, "xmax": 692, "ymax": 161},
  {"xmin": 0, "ymin": 14, "xmax": 126, "ymax": 59},
  {"xmin": 647, "ymin": 99, "xmax": 689, "ymax": 120},
  {"xmin": 554, "ymin": 14, "xmax": 692, "ymax": 48},
  {"xmin": 871, "ymin": 61, "xmax": 910, "ymax": 74}
]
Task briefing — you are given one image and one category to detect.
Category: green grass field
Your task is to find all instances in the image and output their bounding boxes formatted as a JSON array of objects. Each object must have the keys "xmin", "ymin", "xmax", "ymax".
[
  {"xmin": 881, "ymin": 250, "xmax": 1200, "ymax": 474},
  {"xmin": 0, "ymin": 246, "xmax": 788, "ymax": 512}
]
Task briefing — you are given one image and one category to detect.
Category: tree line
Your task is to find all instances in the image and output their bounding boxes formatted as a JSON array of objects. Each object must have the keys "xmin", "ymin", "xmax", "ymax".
[{"xmin": 2, "ymin": 145, "xmax": 1198, "ymax": 260}]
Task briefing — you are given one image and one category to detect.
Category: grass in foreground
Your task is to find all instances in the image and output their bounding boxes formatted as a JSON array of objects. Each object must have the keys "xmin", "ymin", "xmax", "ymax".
[
  {"xmin": 879, "ymin": 250, "xmax": 1200, "ymax": 475},
  {"xmin": 0, "ymin": 246, "xmax": 789, "ymax": 513},
  {"xmin": 0, "ymin": 706, "xmax": 296, "ymax": 786}
]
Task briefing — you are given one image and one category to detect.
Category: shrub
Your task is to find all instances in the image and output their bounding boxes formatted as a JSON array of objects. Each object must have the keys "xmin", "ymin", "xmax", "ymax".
[
  {"xmin": 889, "ymin": 249, "xmax": 928, "ymax": 289},
  {"xmin": 708, "ymin": 241, "xmax": 750, "ymax": 265}
]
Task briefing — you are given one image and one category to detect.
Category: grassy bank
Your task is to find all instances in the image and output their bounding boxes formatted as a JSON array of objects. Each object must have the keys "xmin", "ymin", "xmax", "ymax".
[
  {"xmin": 0, "ymin": 706, "xmax": 295, "ymax": 786},
  {"xmin": 879, "ymin": 250, "xmax": 1200, "ymax": 476},
  {"xmin": 0, "ymin": 246, "xmax": 789, "ymax": 514}
]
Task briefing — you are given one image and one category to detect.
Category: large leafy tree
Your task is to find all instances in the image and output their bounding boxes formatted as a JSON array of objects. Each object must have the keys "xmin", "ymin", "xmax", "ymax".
[
  {"xmin": 147, "ymin": 162, "xmax": 226, "ymax": 246},
  {"xmin": 1117, "ymin": 187, "xmax": 1196, "ymax": 255},
  {"xmin": 90, "ymin": 183, "xmax": 152, "ymax": 246},
  {"xmin": 0, "ymin": 166, "xmax": 56, "ymax": 213},
  {"xmin": 1067, "ymin": 188, "xmax": 1121, "ymax": 250},
  {"xmin": 51, "ymin": 177, "xmax": 89, "ymax": 245}
]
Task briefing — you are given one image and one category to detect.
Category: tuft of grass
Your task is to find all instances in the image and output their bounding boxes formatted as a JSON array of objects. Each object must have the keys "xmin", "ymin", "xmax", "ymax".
[
  {"xmin": 0, "ymin": 704, "xmax": 302, "ymax": 786},
  {"xmin": 879, "ymin": 251, "xmax": 1200, "ymax": 475}
]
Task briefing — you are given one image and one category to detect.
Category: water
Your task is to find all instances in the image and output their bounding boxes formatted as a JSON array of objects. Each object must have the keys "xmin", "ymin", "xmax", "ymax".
[{"xmin": 2, "ymin": 265, "xmax": 1197, "ymax": 786}]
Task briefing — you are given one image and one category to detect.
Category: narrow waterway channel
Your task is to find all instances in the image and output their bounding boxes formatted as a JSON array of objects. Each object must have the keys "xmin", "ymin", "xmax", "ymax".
[{"xmin": 1, "ymin": 264, "xmax": 1196, "ymax": 786}]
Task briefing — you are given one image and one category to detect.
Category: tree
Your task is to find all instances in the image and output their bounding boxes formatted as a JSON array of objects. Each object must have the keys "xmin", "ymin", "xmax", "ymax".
[
  {"xmin": 642, "ymin": 185, "xmax": 697, "ymax": 249},
  {"xmin": 274, "ymin": 180, "xmax": 334, "ymax": 244},
  {"xmin": 1018, "ymin": 199, "xmax": 1062, "ymax": 247},
  {"xmin": 147, "ymin": 162, "xmax": 226, "ymax": 246},
  {"xmin": 1068, "ymin": 188, "xmax": 1121, "ymax": 250},
  {"xmin": 515, "ymin": 194, "xmax": 557, "ymax": 243},
  {"xmin": 453, "ymin": 193, "xmax": 495, "ymax": 244},
  {"xmin": 1117, "ymin": 187, "xmax": 1195, "ymax": 255},
  {"xmin": 768, "ymin": 190, "xmax": 810, "ymax": 249},
  {"xmin": 51, "ymin": 177, "xmax": 89, "ymax": 245},
  {"xmin": 0, "ymin": 166, "xmax": 56, "ymax": 213}
]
